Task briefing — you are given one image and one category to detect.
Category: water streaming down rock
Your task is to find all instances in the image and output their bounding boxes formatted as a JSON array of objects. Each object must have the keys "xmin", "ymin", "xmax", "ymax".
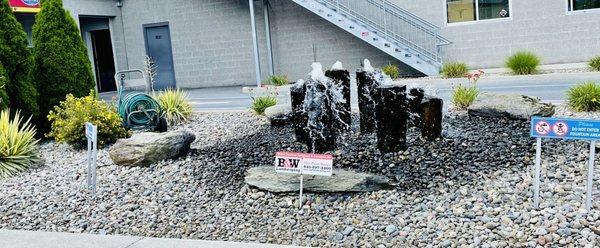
[
  {"xmin": 303, "ymin": 63, "xmax": 337, "ymax": 153},
  {"xmin": 356, "ymin": 59, "xmax": 380, "ymax": 134},
  {"xmin": 290, "ymin": 80, "xmax": 309, "ymax": 144},
  {"xmin": 325, "ymin": 61, "xmax": 351, "ymax": 132}
]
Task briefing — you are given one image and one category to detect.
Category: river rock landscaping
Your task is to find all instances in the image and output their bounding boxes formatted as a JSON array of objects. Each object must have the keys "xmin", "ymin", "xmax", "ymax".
[{"xmin": 0, "ymin": 108, "xmax": 599, "ymax": 247}]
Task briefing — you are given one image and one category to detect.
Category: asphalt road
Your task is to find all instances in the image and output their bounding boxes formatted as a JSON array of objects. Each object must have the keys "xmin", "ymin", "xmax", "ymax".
[{"xmin": 102, "ymin": 72, "xmax": 600, "ymax": 112}]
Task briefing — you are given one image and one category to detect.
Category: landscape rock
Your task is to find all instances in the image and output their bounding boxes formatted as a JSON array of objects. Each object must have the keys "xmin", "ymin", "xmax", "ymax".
[
  {"xmin": 109, "ymin": 130, "xmax": 195, "ymax": 166},
  {"xmin": 468, "ymin": 93, "xmax": 555, "ymax": 120},
  {"xmin": 244, "ymin": 167, "xmax": 392, "ymax": 193},
  {"xmin": 264, "ymin": 104, "xmax": 291, "ymax": 119}
]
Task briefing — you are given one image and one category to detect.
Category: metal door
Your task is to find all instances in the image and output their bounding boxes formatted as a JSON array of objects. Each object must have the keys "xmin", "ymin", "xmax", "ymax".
[{"xmin": 144, "ymin": 23, "xmax": 176, "ymax": 90}]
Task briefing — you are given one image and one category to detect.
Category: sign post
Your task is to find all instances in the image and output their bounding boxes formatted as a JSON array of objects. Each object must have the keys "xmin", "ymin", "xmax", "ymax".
[
  {"xmin": 85, "ymin": 122, "xmax": 98, "ymax": 196},
  {"xmin": 530, "ymin": 117, "xmax": 598, "ymax": 211},
  {"xmin": 274, "ymin": 151, "xmax": 333, "ymax": 212}
]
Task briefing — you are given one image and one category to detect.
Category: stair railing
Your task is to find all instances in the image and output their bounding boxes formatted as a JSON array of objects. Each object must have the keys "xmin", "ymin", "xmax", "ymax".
[{"xmin": 318, "ymin": 0, "xmax": 451, "ymax": 64}]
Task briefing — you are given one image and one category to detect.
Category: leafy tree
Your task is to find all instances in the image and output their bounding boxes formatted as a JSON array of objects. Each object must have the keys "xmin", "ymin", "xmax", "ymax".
[
  {"xmin": 31, "ymin": 0, "xmax": 95, "ymax": 131},
  {"xmin": 0, "ymin": 63, "xmax": 9, "ymax": 110},
  {"xmin": 0, "ymin": 0, "xmax": 38, "ymax": 118}
]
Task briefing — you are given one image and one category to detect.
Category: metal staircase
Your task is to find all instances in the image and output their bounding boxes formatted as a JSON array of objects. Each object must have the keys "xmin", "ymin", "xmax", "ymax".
[{"xmin": 291, "ymin": 0, "xmax": 451, "ymax": 76}]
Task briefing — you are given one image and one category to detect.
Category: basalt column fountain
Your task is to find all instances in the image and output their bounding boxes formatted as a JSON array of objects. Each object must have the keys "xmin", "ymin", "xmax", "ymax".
[
  {"xmin": 325, "ymin": 61, "xmax": 351, "ymax": 131},
  {"xmin": 290, "ymin": 80, "xmax": 309, "ymax": 144},
  {"xmin": 374, "ymin": 84, "xmax": 409, "ymax": 152},
  {"xmin": 356, "ymin": 60, "xmax": 380, "ymax": 134}
]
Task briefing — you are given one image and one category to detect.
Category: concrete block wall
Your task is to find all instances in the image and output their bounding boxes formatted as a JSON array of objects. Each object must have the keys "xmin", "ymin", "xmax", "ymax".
[
  {"xmin": 391, "ymin": 0, "xmax": 600, "ymax": 68},
  {"xmin": 63, "ymin": 0, "xmax": 127, "ymax": 73}
]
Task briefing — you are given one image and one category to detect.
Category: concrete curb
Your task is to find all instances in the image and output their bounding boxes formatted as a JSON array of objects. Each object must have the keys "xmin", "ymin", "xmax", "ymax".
[{"xmin": 0, "ymin": 229, "xmax": 303, "ymax": 248}]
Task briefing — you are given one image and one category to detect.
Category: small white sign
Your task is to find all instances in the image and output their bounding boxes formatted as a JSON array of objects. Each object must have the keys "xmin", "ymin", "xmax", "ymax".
[
  {"xmin": 275, "ymin": 152, "xmax": 333, "ymax": 176},
  {"xmin": 85, "ymin": 122, "xmax": 97, "ymax": 142}
]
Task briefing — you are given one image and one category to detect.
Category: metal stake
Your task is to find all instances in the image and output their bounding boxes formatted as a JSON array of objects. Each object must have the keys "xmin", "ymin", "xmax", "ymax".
[
  {"xmin": 299, "ymin": 173, "xmax": 304, "ymax": 213},
  {"xmin": 91, "ymin": 131, "xmax": 98, "ymax": 196},
  {"xmin": 534, "ymin": 137, "xmax": 542, "ymax": 209},
  {"xmin": 587, "ymin": 141, "xmax": 596, "ymax": 211},
  {"xmin": 263, "ymin": 0, "xmax": 274, "ymax": 76},
  {"xmin": 86, "ymin": 139, "xmax": 92, "ymax": 188}
]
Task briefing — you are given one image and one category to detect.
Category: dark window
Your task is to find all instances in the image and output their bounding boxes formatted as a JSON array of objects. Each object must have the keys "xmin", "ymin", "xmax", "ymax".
[{"xmin": 568, "ymin": 0, "xmax": 600, "ymax": 11}]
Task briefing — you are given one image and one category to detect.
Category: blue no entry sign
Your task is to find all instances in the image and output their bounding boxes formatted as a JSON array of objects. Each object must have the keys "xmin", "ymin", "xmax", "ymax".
[
  {"xmin": 531, "ymin": 117, "xmax": 600, "ymax": 140},
  {"xmin": 530, "ymin": 116, "xmax": 598, "ymax": 211}
]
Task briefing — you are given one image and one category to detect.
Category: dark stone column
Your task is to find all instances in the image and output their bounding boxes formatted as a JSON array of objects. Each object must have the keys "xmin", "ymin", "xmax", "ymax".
[
  {"xmin": 356, "ymin": 71, "xmax": 380, "ymax": 133},
  {"xmin": 325, "ymin": 69, "xmax": 351, "ymax": 131},
  {"xmin": 304, "ymin": 80, "xmax": 336, "ymax": 153},
  {"xmin": 375, "ymin": 85, "xmax": 408, "ymax": 152},
  {"xmin": 407, "ymin": 88, "xmax": 425, "ymax": 128},
  {"xmin": 290, "ymin": 82, "xmax": 309, "ymax": 144},
  {"xmin": 421, "ymin": 97, "xmax": 443, "ymax": 141}
]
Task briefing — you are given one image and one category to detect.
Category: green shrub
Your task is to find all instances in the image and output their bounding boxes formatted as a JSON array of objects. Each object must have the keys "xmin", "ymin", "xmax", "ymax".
[
  {"xmin": 0, "ymin": 109, "xmax": 39, "ymax": 178},
  {"xmin": 265, "ymin": 75, "xmax": 289, "ymax": 86},
  {"xmin": 567, "ymin": 82, "xmax": 600, "ymax": 112},
  {"xmin": 441, "ymin": 62, "xmax": 469, "ymax": 78},
  {"xmin": 155, "ymin": 89, "xmax": 193, "ymax": 126},
  {"xmin": 31, "ymin": 0, "xmax": 95, "ymax": 132},
  {"xmin": 0, "ymin": 63, "xmax": 9, "ymax": 110},
  {"xmin": 506, "ymin": 51, "xmax": 540, "ymax": 75},
  {"xmin": 588, "ymin": 56, "xmax": 600, "ymax": 71},
  {"xmin": 251, "ymin": 96, "xmax": 277, "ymax": 115},
  {"xmin": 452, "ymin": 84, "xmax": 479, "ymax": 109},
  {"xmin": 383, "ymin": 63, "xmax": 400, "ymax": 79},
  {"xmin": 0, "ymin": 0, "xmax": 39, "ymax": 119},
  {"xmin": 47, "ymin": 92, "xmax": 129, "ymax": 148}
]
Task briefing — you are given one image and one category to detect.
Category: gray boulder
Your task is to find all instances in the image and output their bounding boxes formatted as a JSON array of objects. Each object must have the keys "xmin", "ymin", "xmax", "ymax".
[
  {"xmin": 264, "ymin": 104, "xmax": 291, "ymax": 118},
  {"xmin": 264, "ymin": 104, "xmax": 292, "ymax": 126},
  {"xmin": 244, "ymin": 167, "xmax": 392, "ymax": 193},
  {"xmin": 109, "ymin": 130, "xmax": 195, "ymax": 166},
  {"xmin": 468, "ymin": 93, "xmax": 555, "ymax": 120}
]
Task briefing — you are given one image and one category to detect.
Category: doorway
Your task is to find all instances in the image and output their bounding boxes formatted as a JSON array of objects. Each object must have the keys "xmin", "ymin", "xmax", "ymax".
[
  {"xmin": 144, "ymin": 23, "xmax": 176, "ymax": 90},
  {"xmin": 80, "ymin": 17, "xmax": 117, "ymax": 93},
  {"xmin": 90, "ymin": 29, "xmax": 117, "ymax": 92}
]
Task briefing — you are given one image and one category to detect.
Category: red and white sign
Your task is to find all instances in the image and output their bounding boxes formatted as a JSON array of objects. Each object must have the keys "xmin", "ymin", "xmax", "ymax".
[
  {"xmin": 553, "ymin": 122, "xmax": 568, "ymax": 136},
  {"xmin": 535, "ymin": 121, "xmax": 550, "ymax": 135},
  {"xmin": 275, "ymin": 151, "xmax": 333, "ymax": 176},
  {"xmin": 8, "ymin": 0, "xmax": 40, "ymax": 13}
]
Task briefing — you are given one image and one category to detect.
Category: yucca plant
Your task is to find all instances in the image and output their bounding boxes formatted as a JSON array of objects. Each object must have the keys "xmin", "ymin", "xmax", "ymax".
[
  {"xmin": 156, "ymin": 89, "xmax": 193, "ymax": 125},
  {"xmin": 251, "ymin": 96, "xmax": 277, "ymax": 115},
  {"xmin": 383, "ymin": 63, "xmax": 400, "ymax": 79},
  {"xmin": 567, "ymin": 82, "xmax": 600, "ymax": 112},
  {"xmin": 452, "ymin": 84, "xmax": 479, "ymax": 110},
  {"xmin": 441, "ymin": 62, "xmax": 469, "ymax": 78},
  {"xmin": 0, "ymin": 109, "xmax": 39, "ymax": 178}
]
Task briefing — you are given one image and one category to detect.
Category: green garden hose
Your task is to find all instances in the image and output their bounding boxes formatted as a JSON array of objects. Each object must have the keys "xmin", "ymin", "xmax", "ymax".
[{"xmin": 118, "ymin": 92, "xmax": 161, "ymax": 127}]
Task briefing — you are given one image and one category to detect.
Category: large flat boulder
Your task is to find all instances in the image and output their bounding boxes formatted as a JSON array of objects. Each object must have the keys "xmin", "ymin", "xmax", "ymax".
[
  {"xmin": 468, "ymin": 93, "xmax": 555, "ymax": 120},
  {"xmin": 109, "ymin": 130, "xmax": 195, "ymax": 166},
  {"xmin": 245, "ymin": 167, "xmax": 392, "ymax": 193}
]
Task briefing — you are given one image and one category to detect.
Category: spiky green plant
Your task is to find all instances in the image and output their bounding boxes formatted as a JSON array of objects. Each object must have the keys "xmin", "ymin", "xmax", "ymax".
[
  {"xmin": 251, "ymin": 96, "xmax": 277, "ymax": 115},
  {"xmin": 506, "ymin": 51, "xmax": 540, "ymax": 75},
  {"xmin": 156, "ymin": 89, "xmax": 193, "ymax": 125},
  {"xmin": 588, "ymin": 56, "xmax": 600, "ymax": 71},
  {"xmin": 567, "ymin": 82, "xmax": 600, "ymax": 112},
  {"xmin": 383, "ymin": 63, "xmax": 400, "ymax": 79},
  {"xmin": 265, "ymin": 75, "xmax": 289, "ymax": 86},
  {"xmin": 441, "ymin": 62, "xmax": 469, "ymax": 78},
  {"xmin": 0, "ymin": 109, "xmax": 39, "ymax": 178},
  {"xmin": 452, "ymin": 84, "xmax": 479, "ymax": 109}
]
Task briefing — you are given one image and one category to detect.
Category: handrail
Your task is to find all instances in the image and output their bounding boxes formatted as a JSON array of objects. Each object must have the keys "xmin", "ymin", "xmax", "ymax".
[{"xmin": 316, "ymin": 0, "xmax": 451, "ymax": 63}]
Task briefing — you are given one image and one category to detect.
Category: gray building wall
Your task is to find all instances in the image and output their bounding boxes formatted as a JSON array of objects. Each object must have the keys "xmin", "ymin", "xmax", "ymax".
[
  {"xmin": 63, "ymin": 0, "xmax": 416, "ymax": 88},
  {"xmin": 391, "ymin": 0, "xmax": 600, "ymax": 68}
]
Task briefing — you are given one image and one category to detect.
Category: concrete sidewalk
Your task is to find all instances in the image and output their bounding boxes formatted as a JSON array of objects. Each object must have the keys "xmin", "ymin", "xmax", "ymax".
[{"xmin": 0, "ymin": 229, "xmax": 301, "ymax": 248}]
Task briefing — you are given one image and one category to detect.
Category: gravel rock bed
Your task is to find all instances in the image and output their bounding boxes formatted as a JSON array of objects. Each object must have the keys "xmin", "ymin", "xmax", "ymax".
[{"xmin": 0, "ymin": 111, "xmax": 599, "ymax": 247}]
